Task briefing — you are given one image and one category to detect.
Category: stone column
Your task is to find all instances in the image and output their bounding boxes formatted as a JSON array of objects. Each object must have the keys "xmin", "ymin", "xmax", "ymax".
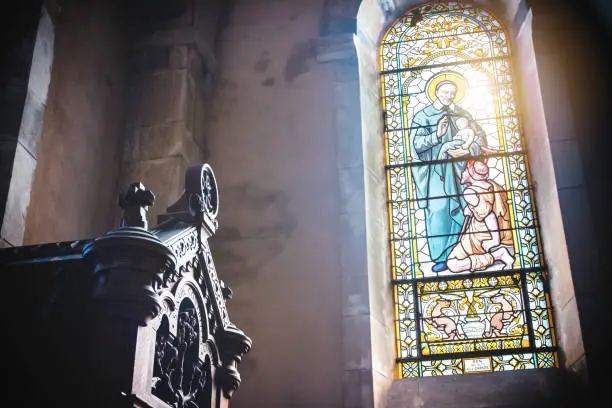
[
  {"xmin": 525, "ymin": 1, "xmax": 606, "ymax": 400},
  {"xmin": 0, "ymin": 2, "xmax": 54, "ymax": 247},
  {"xmin": 314, "ymin": 2, "xmax": 389, "ymax": 407},
  {"xmin": 514, "ymin": 4, "xmax": 592, "ymax": 392},
  {"xmin": 120, "ymin": 0, "xmax": 223, "ymax": 224}
]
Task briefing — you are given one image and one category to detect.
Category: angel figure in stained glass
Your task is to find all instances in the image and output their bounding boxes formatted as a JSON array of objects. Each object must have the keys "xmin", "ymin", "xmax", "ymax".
[
  {"xmin": 409, "ymin": 72, "xmax": 486, "ymax": 272},
  {"xmin": 446, "ymin": 160, "xmax": 514, "ymax": 273}
]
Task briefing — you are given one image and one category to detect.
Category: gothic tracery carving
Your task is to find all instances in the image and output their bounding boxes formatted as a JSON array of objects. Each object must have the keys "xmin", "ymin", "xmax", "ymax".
[
  {"xmin": 148, "ymin": 164, "xmax": 250, "ymax": 406},
  {"xmin": 152, "ymin": 302, "xmax": 212, "ymax": 408}
]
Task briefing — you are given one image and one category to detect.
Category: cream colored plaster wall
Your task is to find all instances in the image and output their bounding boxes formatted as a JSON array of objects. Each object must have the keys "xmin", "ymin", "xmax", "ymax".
[
  {"xmin": 24, "ymin": 0, "xmax": 125, "ymax": 244},
  {"xmin": 204, "ymin": 1, "xmax": 344, "ymax": 407}
]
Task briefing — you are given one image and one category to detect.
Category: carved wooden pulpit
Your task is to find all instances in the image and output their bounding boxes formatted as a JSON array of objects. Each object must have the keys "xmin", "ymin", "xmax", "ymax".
[{"xmin": 0, "ymin": 164, "xmax": 251, "ymax": 408}]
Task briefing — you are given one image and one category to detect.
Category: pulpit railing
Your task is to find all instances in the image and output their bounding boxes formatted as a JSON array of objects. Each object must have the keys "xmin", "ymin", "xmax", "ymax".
[{"xmin": 0, "ymin": 163, "xmax": 251, "ymax": 408}]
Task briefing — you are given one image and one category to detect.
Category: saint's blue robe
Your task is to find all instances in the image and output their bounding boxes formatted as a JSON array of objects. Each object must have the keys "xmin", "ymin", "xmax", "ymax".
[{"xmin": 409, "ymin": 104, "xmax": 482, "ymax": 263}]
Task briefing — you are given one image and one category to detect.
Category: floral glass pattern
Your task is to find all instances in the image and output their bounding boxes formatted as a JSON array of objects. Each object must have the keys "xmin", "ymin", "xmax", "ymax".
[{"xmin": 381, "ymin": 1, "xmax": 558, "ymax": 377}]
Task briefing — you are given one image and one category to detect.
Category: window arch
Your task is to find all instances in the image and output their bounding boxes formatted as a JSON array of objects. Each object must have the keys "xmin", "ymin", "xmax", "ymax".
[{"xmin": 380, "ymin": 1, "xmax": 558, "ymax": 378}]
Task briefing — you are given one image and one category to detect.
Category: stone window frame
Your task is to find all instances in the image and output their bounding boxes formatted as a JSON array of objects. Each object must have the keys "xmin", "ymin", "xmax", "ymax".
[{"xmin": 334, "ymin": 0, "xmax": 590, "ymax": 406}]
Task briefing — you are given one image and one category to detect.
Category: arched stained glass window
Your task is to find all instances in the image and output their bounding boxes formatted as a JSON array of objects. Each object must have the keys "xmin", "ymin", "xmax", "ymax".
[{"xmin": 380, "ymin": 1, "xmax": 558, "ymax": 378}]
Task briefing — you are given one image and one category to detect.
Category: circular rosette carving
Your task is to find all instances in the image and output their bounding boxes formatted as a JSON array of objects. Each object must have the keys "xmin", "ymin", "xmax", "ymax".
[{"xmin": 185, "ymin": 164, "xmax": 219, "ymax": 221}]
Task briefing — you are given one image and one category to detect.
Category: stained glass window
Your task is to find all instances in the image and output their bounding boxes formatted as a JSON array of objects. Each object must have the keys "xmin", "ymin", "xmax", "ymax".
[{"xmin": 380, "ymin": 1, "xmax": 558, "ymax": 377}]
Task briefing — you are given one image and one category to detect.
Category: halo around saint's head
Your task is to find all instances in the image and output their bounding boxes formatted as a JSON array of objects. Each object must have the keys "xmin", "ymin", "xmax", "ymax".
[{"xmin": 426, "ymin": 71, "xmax": 467, "ymax": 103}]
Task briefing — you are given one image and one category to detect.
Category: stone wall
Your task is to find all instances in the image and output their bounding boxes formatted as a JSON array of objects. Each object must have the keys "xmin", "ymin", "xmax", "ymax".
[
  {"xmin": 386, "ymin": 369, "xmax": 578, "ymax": 408},
  {"xmin": 3, "ymin": 0, "xmax": 609, "ymax": 407},
  {"xmin": 23, "ymin": 0, "xmax": 125, "ymax": 244},
  {"xmin": 355, "ymin": 0, "xmax": 592, "ymax": 407},
  {"xmin": 118, "ymin": 0, "xmax": 220, "ymax": 224},
  {"xmin": 1, "ymin": 1, "xmax": 53, "ymax": 247},
  {"xmin": 203, "ymin": 1, "xmax": 349, "ymax": 406},
  {"xmin": 200, "ymin": 0, "xmax": 596, "ymax": 406},
  {"xmin": 514, "ymin": 6, "xmax": 588, "ymax": 383},
  {"xmin": 530, "ymin": 1, "xmax": 612, "ymax": 401}
]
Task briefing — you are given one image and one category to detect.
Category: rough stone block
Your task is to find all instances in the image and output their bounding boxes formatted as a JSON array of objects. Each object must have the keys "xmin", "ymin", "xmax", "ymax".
[
  {"xmin": 28, "ymin": 7, "xmax": 54, "ymax": 103},
  {"xmin": 332, "ymin": 59, "xmax": 360, "ymax": 83},
  {"xmin": 547, "ymin": 243, "xmax": 574, "ymax": 315},
  {"xmin": 312, "ymin": 34, "xmax": 357, "ymax": 63},
  {"xmin": 362, "ymin": 128, "xmax": 385, "ymax": 175},
  {"xmin": 368, "ymin": 259, "xmax": 393, "ymax": 326},
  {"xmin": 343, "ymin": 314, "xmax": 373, "ymax": 370},
  {"xmin": 363, "ymin": 169, "xmax": 387, "ymax": 234},
  {"xmin": 129, "ymin": 69, "xmax": 188, "ymax": 126},
  {"xmin": 1, "ymin": 142, "xmax": 36, "ymax": 246},
  {"xmin": 335, "ymin": 83, "xmax": 363, "ymax": 169},
  {"xmin": 183, "ymin": 132, "xmax": 206, "ymax": 165},
  {"xmin": 556, "ymin": 187, "xmax": 599, "ymax": 296},
  {"xmin": 527, "ymin": 140, "xmax": 556, "ymax": 202},
  {"xmin": 338, "ymin": 165, "xmax": 366, "ymax": 215},
  {"xmin": 342, "ymin": 269, "xmax": 370, "ymax": 317},
  {"xmin": 519, "ymin": 67, "xmax": 549, "ymax": 152},
  {"xmin": 370, "ymin": 317, "xmax": 395, "ymax": 377},
  {"xmin": 170, "ymin": 45, "xmax": 189, "ymax": 69},
  {"xmin": 188, "ymin": 48, "xmax": 205, "ymax": 87},
  {"xmin": 127, "ymin": 72, "xmax": 171, "ymax": 126},
  {"xmin": 557, "ymin": 297, "xmax": 585, "ymax": 369},
  {"xmin": 514, "ymin": 12, "xmax": 536, "ymax": 67},
  {"xmin": 385, "ymin": 377, "xmax": 418, "ymax": 408},
  {"xmin": 171, "ymin": 70, "xmax": 189, "ymax": 122},
  {"xmin": 567, "ymin": 354, "xmax": 588, "ymax": 385},
  {"xmin": 147, "ymin": 0, "xmax": 194, "ymax": 31},
  {"xmin": 550, "ymin": 140, "xmax": 585, "ymax": 189},
  {"xmin": 372, "ymin": 369, "xmax": 393, "ymax": 408},
  {"xmin": 365, "ymin": 244, "xmax": 390, "ymax": 317},
  {"xmin": 192, "ymin": 87, "xmax": 209, "ymax": 153},
  {"xmin": 123, "ymin": 122, "xmax": 203, "ymax": 165},
  {"xmin": 533, "ymin": 190, "xmax": 574, "ymax": 310},
  {"xmin": 130, "ymin": 46, "xmax": 171, "ymax": 73},
  {"xmin": 18, "ymin": 89, "xmax": 45, "ymax": 158},
  {"xmin": 339, "ymin": 208, "xmax": 368, "ymax": 278},
  {"xmin": 186, "ymin": 74, "xmax": 195, "ymax": 134},
  {"xmin": 388, "ymin": 369, "xmax": 565, "ymax": 408},
  {"xmin": 343, "ymin": 369, "xmax": 374, "ymax": 408},
  {"xmin": 536, "ymin": 55, "xmax": 575, "ymax": 141},
  {"xmin": 355, "ymin": 1, "xmax": 385, "ymax": 50}
]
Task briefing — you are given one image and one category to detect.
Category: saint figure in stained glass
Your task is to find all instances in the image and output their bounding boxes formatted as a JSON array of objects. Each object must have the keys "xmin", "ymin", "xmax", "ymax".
[
  {"xmin": 409, "ymin": 72, "xmax": 486, "ymax": 272},
  {"xmin": 382, "ymin": 1, "xmax": 558, "ymax": 377}
]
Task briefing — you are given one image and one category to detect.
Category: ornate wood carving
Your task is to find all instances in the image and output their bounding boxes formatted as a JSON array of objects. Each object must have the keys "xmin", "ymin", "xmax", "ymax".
[
  {"xmin": 152, "ymin": 301, "xmax": 212, "ymax": 408},
  {"xmin": 83, "ymin": 183, "xmax": 176, "ymax": 324},
  {"xmin": 146, "ymin": 163, "xmax": 251, "ymax": 407},
  {"xmin": 0, "ymin": 163, "xmax": 250, "ymax": 408},
  {"xmin": 200, "ymin": 239, "xmax": 230, "ymax": 328},
  {"xmin": 166, "ymin": 228, "xmax": 201, "ymax": 271},
  {"xmin": 119, "ymin": 181, "xmax": 156, "ymax": 229},
  {"xmin": 158, "ymin": 164, "xmax": 231, "ymax": 331}
]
